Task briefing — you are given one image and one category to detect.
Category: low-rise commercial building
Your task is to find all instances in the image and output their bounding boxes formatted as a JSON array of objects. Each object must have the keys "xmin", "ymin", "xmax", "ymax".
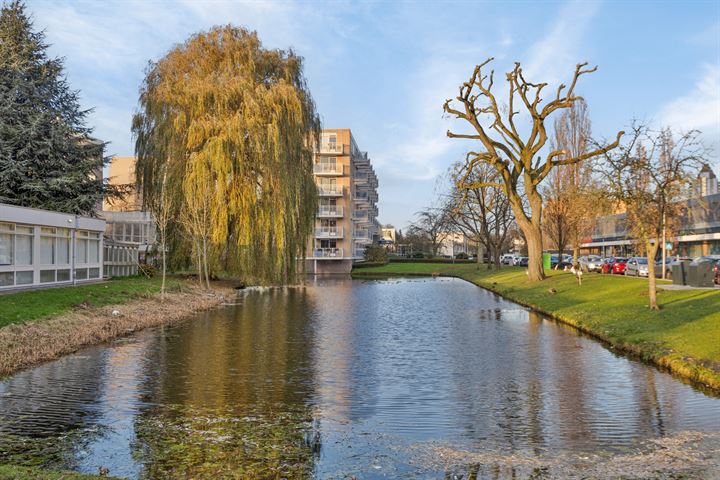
[
  {"xmin": 581, "ymin": 179, "xmax": 720, "ymax": 258},
  {"xmin": 0, "ymin": 203, "xmax": 104, "ymax": 291},
  {"xmin": 306, "ymin": 129, "xmax": 379, "ymax": 274}
]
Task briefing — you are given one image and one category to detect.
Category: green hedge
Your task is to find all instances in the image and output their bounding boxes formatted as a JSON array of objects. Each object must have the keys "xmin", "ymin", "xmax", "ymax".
[
  {"xmin": 352, "ymin": 261, "xmax": 389, "ymax": 269},
  {"xmin": 388, "ymin": 258, "xmax": 476, "ymax": 264}
]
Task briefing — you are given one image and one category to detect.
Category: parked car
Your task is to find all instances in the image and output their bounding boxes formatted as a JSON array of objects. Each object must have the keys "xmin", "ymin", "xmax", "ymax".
[
  {"xmin": 600, "ymin": 257, "xmax": 615, "ymax": 274},
  {"xmin": 517, "ymin": 256, "xmax": 529, "ymax": 267},
  {"xmin": 625, "ymin": 257, "xmax": 649, "ymax": 277},
  {"xmin": 501, "ymin": 254, "xmax": 518, "ymax": 265},
  {"xmin": 550, "ymin": 254, "xmax": 573, "ymax": 270},
  {"xmin": 579, "ymin": 255, "xmax": 602, "ymax": 273},
  {"xmin": 612, "ymin": 257, "xmax": 628, "ymax": 274}
]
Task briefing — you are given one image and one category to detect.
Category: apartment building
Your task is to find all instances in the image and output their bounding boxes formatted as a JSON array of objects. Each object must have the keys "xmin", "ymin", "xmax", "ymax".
[{"xmin": 306, "ymin": 129, "xmax": 379, "ymax": 274}]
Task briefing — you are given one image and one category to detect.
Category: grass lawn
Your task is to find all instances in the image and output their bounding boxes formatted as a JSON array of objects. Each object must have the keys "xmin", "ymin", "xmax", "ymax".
[
  {"xmin": 0, "ymin": 465, "xmax": 109, "ymax": 479},
  {"xmin": 0, "ymin": 276, "xmax": 179, "ymax": 328},
  {"xmin": 354, "ymin": 263, "xmax": 720, "ymax": 391}
]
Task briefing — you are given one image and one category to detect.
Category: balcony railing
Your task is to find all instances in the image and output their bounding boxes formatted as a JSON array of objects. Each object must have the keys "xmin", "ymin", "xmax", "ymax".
[
  {"xmin": 314, "ymin": 247, "xmax": 343, "ymax": 259},
  {"xmin": 318, "ymin": 206, "xmax": 344, "ymax": 217},
  {"xmin": 315, "ymin": 226, "xmax": 344, "ymax": 238},
  {"xmin": 318, "ymin": 143, "xmax": 344, "ymax": 154},
  {"xmin": 353, "ymin": 230, "xmax": 370, "ymax": 239},
  {"xmin": 313, "ymin": 163, "xmax": 344, "ymax": 175},
  {"xmin": 318, "ymin": 186, "xmax": 343, "ymax": 196}
]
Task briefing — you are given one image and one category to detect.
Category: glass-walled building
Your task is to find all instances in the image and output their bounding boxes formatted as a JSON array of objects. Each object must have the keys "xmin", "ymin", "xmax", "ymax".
[{"xmin": 0, "ymin": 203, "xmax": 104, "ymax": 291}]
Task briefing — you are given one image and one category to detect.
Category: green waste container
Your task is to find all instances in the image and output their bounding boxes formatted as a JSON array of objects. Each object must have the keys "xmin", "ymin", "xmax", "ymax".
[{"xmin": 542, "ymin": 252, "xmax": 552, "ymax": 271}]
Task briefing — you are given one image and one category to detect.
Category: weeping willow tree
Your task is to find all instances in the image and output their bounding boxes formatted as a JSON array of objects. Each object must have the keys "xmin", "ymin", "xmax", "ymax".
[{"xmin": 132, "ymin": 26, "xmax": 320, "ymax": 285}]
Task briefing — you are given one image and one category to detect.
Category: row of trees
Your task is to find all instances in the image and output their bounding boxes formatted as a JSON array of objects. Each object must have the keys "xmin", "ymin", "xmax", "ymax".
[{"xmin": 439, "ymin": 58, "xmax": 706, "ymax": 310}]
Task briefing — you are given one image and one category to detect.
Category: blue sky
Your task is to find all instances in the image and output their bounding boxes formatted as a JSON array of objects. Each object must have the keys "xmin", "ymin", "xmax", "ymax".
[{"xmin": 26, "ymin": 0, "xmax": 720, "ymax": 229}]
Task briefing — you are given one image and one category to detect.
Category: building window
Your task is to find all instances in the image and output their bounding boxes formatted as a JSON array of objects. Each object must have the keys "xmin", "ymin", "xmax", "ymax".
[
  {"xmin": 40, "ymin": 227, "xmax": 70, "ymax": 265},
  {"xmin": 76, "ymin": 231, "xmax": 100, "ymax": 264},
  {"xmin": 40, "ymin": 270, "xmax": 56, "ymax": 283},
  {"xmin": 15, "ymin": 226, "xmax": 33, "ymax": 265},
  {"xmin": 40, "ymin": 235, "xmax": 54, "ymax": 264},
  {"xmin": 57, "ymin": 269, "xmax": 71, "ymax": 282},
  {"xmin": 0, "ymin": 272, "xmax": 13, "ymax": 286},
  {"xmin": 0, "ymin": 223, "xmax": 14, "ymax": 265},
  {"xmin": 16, "ymin": 271, "xmax": 33, "ymax": 285}
]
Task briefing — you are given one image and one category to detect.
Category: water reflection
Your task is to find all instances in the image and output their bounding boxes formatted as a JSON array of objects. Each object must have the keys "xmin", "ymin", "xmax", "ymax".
[{"xmin": 0, "ymin": 277, "xmax": 718, "ymax": 479}]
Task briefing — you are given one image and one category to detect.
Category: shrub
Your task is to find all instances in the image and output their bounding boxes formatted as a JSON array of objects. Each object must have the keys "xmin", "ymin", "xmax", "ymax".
[
  {"xmin": 411, "ymin": 252, "xmax": 425, "ymax": 259},
  {"xmin": 139, "ymin": 263, "xmax": 158, "ymax": 277},
  {"xmin": 455, "ymin": 252, "xmax": 469, "ymax": 259},
  {"xmin": 363, "ymin": 245, "xmax": 388, "ymax": 264}
]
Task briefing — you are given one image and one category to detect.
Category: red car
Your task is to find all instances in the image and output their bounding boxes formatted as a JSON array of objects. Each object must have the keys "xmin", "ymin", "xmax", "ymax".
[
  {"xmin": 600, "ymin": 257, "xmax": 615, "ymax": 274},
  {"xmin": 612, "ymin": 257, "xmax": 628, "ymax": 275}
]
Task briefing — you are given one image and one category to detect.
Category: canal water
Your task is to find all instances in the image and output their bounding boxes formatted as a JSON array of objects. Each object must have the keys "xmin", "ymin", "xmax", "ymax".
[{"xmin": 1, "ymin": 277, "xmax": 719, "ymax": 478}]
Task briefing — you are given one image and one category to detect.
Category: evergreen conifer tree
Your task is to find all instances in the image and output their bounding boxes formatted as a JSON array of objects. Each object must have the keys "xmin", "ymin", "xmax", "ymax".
[{"xmin": 0, "ymin": 0, "xmax": 106, "ymax": 215}]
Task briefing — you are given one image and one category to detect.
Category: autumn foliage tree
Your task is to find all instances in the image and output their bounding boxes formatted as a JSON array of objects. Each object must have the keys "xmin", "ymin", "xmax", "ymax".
[
  {"xmin": 444, "ymin": 58, "xmax": 623, "ymax": 281},
  {"xmin": 543, "ymin": 98, "xmax": 605, "ymax": 264},
  {"xmin": 132, "ymin": 26, "xmax": 320, "ymax": 285}
]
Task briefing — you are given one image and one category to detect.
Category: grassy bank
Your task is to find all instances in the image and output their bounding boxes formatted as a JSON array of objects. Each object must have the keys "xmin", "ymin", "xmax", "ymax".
[
  {"xmin": 0, "ymin": 276, "xmax": 178, "ymax": 328},
  {"xmin": 0, "ymin": 465, "xmax": 109, "ymax": 479},
  {"xmin": 353, "ymin": 263, "xmax": 720, "ymax": 392},
  {"xmin": 0, "ymin": 277, "xmax": 234, "ymax": 377}
]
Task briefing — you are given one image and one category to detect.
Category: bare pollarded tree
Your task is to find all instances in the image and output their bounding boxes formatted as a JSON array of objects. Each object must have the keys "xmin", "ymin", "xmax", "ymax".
[{"xmin": 444, "ymin": 58, "xmax": 623, "ymax": 281}]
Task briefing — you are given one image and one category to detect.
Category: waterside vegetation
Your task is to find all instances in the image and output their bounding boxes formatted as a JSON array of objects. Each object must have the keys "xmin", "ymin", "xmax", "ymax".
[{"xmin": 0, "ymin": 276, "xmax": 234, "ymax": 377}]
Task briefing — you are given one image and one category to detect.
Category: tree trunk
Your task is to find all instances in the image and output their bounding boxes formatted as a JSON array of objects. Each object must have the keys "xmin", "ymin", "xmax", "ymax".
[
  {"xmin": 511, "ymin": 183, "xmax": 545, "ymax": 281},
  {"xmin": 524, "ymin": 224, "xmax": 545, "ymax": 281},
  {"xmin": 476, "ymin": 242, "xmax": 483, "ymax": 270},
  {"xmin": 195, "ymin": 238, "xmax": 203, "ymax": 288},
  {"xmin": 160, "ymin": 232, "xmax": 166, "ymax": 301},
  {"xmin": 202, "ymin": 234, "xmax": 210, "ymax": 290},
  {"xmin": 494, "ymin": 247, "xmax": 501, "ymax": 270},
  {"xmin": 556, "ymin": 247, "xmax": 564, "ymax": 270},
  {"xmin": 646, "ymin": 241, "xmax": 659, "ymax": 310},
  {"xmin": 572, "ymin": 244, "xmax": 579, "ymax": 265}
]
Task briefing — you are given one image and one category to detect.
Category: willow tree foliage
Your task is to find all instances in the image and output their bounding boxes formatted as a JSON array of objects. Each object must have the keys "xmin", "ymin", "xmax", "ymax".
[{"xmin": 132, "ymin": 26, "xmax": 320, "ymax": 285}]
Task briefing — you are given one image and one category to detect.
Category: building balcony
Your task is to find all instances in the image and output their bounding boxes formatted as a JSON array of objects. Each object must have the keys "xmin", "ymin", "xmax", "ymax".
[
  {"xmin": 316, "ymin": 143, "xmax": 344, "ymax": 155},
  {"xmin": 318, "ymin": 206, "xmax": 344, "ymax": 218},
  {"xmin": 314, "ymin": 247, "xmax": 343, "ymax": 259},
  {"xmin": 313, "ymin": 163, "xmax": 344, "ymax": 176},
  {"xmin": 318, "ymin": 186, "xmax": 344, "ymax": 197},
  {"xmin": 354, "ymin": 193, "xmax": 370, "ymax": 202},
  {"xmin": 315, "ymin": 226, "xmax": 344, "ymax": 238}
]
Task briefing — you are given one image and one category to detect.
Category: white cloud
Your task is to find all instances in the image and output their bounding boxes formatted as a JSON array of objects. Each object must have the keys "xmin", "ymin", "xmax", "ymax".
[
  {"xmin": 658, "ymin": 63, "xmax": 720, "ymax": 134},
  {"xmin": 523, "ymin": 0, "xmax": 600, "ymax": 85}
]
